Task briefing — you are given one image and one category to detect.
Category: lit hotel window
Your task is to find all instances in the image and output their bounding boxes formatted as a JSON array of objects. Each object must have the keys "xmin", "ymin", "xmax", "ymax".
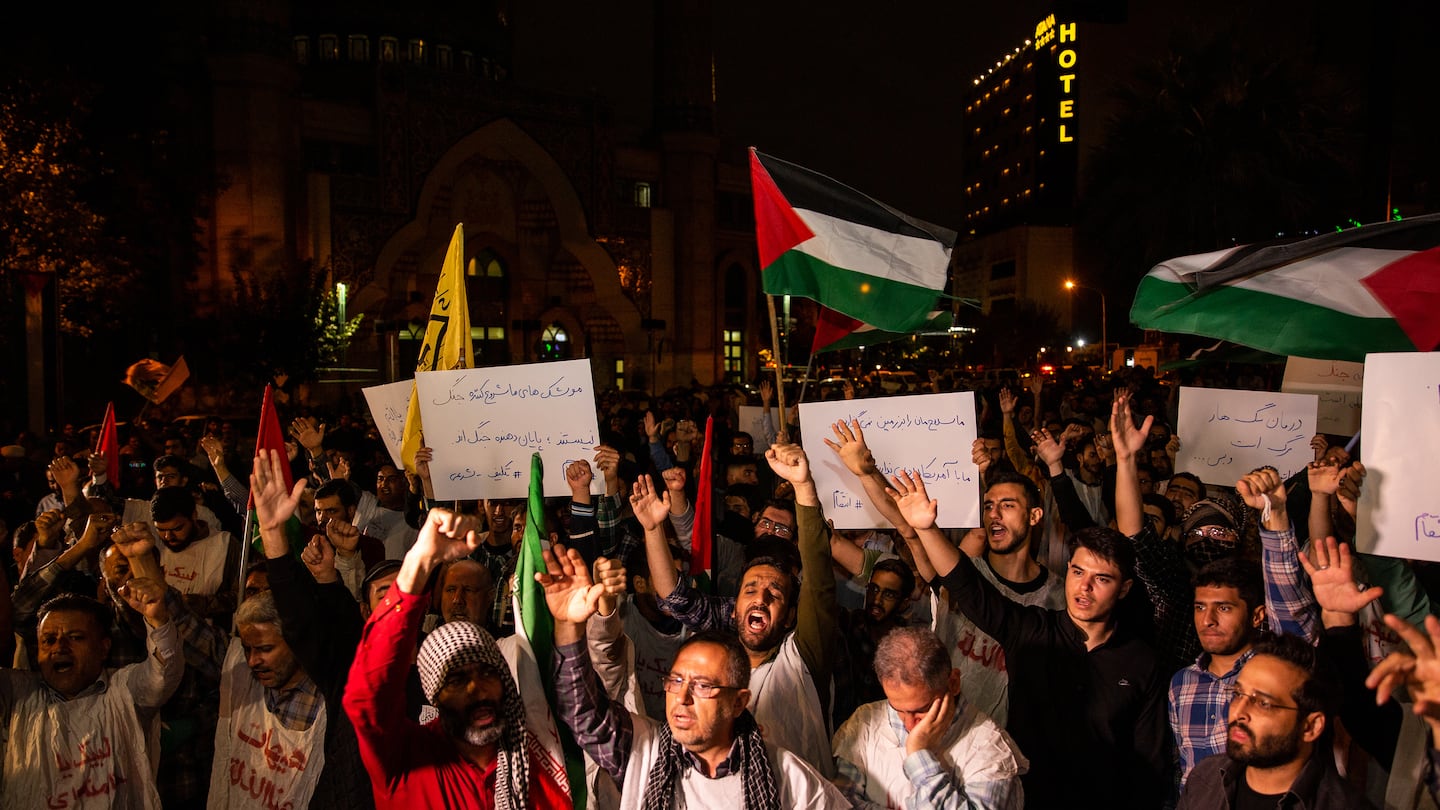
[{"xmin": 319, "ymin": 34, "xmax": 339, "ymax": 61}]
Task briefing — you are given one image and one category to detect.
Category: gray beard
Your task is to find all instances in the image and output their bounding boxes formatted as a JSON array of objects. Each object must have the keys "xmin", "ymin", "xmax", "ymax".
[{"xmin": 465, "ymin": 722, "xmax": 505, "ymax": 747}]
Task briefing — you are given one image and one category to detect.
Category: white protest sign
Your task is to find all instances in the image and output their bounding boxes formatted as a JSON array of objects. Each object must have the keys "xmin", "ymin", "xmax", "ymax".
[
  {"xmin": 415, "ymin": 358, "xmax": 601, "ymax": 500},
  {"xmin": 737, "ymin": 406, "xmax": 770, "ymax": 446},
  {"xmin": 799, "ymin": 392, "xmax": 979, "ymax": 529},
  {"xmin": 361, "ymin": 379, "xmax": 414, "ymax": 468},
  {"xmin": 1176, "ymin": 387, "xmax": 1318, "ymax": 485},
  {"xmin": 1355, "ymin": 352, "xmax": 1440, "ymax": 563},
  {"xmin": 1281, "ymin": 357, "xmax": 1363, "ymax": 436}
]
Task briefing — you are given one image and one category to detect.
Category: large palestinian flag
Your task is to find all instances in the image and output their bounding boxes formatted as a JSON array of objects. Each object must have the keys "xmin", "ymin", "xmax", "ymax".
[
  {"xmin": 812, "ymin": 306, "xmax": 953, "ymax": 354},
  {"xmin": 1131, "ymin": 213, "xmax": 1440, "ymax": 362},
  {"xmin": 751, "ymin": 148, "xmax": 955, "ymax": 333}
]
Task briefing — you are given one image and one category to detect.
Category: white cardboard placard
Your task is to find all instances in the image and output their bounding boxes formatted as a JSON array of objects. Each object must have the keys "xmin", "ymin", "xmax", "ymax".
[
  {"xmin": 361, "ymin": 379, "xmax": 415, "ymax": 468},
  {"xmin": 1280, "ymin": 357, "xmax": 1364, "ymax": 437},
  {"xmin": 799, "ymin": 392, "xmax": 979, "ymax": 529},
  {"xmin": 415, "ymin": 359, "xmax": 602, "ymax": 500},
  {"xmin": 1176, "ymin": 387, "xmax": 1318, "ymax": 485},
  {"xmin": 1355, "ymin": 352, "xmax": 1440, "ymax": 562},
  {"xmin": 737, "ymin": 406, "xmax": 771, "ymax": 447}
]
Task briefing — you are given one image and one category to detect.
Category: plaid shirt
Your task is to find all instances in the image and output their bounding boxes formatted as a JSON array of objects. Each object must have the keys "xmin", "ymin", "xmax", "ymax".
[
  {"xmin": 833, "ymin": 699, "xmax": 1024, "ymax": 810},
  {"xmin": 655, "ymin": 576, "xmax": 737, "ymax": 633},
  {"xmin": 265, "ymin": 675, "xmax": 325, "ymax": 731},
  {"xmin": 1167, "ymin": 523, "xmax": 1320, "ymax": 785}
]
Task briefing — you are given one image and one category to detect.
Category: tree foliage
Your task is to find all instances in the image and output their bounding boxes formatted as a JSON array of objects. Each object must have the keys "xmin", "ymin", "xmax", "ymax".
[
  {"xmin": 0, "ymin": 83, "xmax": 137, "ymax": 337},
  {"xmin": 216, "ymin": 258, "xmax": 365, "ymax": 387}
]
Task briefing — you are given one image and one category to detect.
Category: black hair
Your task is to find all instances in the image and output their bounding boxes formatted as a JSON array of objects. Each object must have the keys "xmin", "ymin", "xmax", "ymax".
[
  {"xmin": 1251, "ymin": 632, "xmax": 1340, "ymax": 718},
  {"xmin": 1141, "ymin": 493, "xmax": 1177, "ymax": 528},
  {"xmin": 150, "ymin": 486, "xmax": 197, "ymax": 523},
  {"xmin": 1192, "ymin": 557, "xmax": 1264, "ymax": 614},
  {"xmin": 315, "ymin": 479, "xmax": 360, "ymax": 508},
  {"xmin": 870, "ymin": 558, "xmax": 916, "ymax": 600},
  {"xmin": 742, "ymin": 537, "xmax": 802, "ymax": 604},
  {"xmin": 1067, "ymin": 526, "xmax": 1136, "ymax": 582},
  {"xmin": 38, "ymin": 594, "xmax": 113, "ymax": 641},
  {"xmin": 984, "ymin": 470, "xmax": 1043, "ymax": 514},
  {"xmin": 1169, "ymin": 471, "xmax": 1205, "ymax": 494},
  {"xmin": 152, "ymin": 453, "xmax": 187, "ymax": 472}
]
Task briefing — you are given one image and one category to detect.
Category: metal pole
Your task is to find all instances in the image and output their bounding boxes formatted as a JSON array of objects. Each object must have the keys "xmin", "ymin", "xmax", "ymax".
[
  {"xmin": 1101, "ymin": 291, "xmax": 1108, "ymax": 373},
  {"xmin": 766, "ymin": 296, "xmax": 788, "ymax": 441}
]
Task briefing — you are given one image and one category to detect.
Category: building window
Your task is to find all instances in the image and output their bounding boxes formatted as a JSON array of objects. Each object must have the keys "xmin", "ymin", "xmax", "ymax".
[
  {"xmin": 614, "ymin": 359, "xmax": 625, "ymax": 390},
  {"xmin": 293, "ymin": 36, "xmax": 311, "ymax": 65},
  {"xmin": 408, "ymin": 39, "xmax": 426, "ymax": 63},
  {"xmin": 633, "ymin": 182, "xmax": 652, "ymax": 208},
  {"xmin": 348, "ymin": 35, "xmax": 369, "ymax": 61},
  {"xmin": 319, "ymin": 35, "xmax": 339, "ymax": 61},
  {"xmin": 461, "ymin": 50, "xmax": 475, "ymax": 72},
  {"xmin": 539, "ymin": 323, "xmax": 570, "ymax": 360},
  {"xmin": 990, "ymin": 260, "xmax": 1016, "ymax": 280},
  {"xmin": 379, "ymin": 37, "xmax": 399, "ymax": 63},
  {"xmin": 468, "ymin": 252, "xmax": 505, "ymax": 278},
  {"xmin": 723, "ymin": 330, "xmax": 744, "ymax": 383},
  {"xmin": 437, "ymin": 45, "xmax": 452, "ymax": 69}
]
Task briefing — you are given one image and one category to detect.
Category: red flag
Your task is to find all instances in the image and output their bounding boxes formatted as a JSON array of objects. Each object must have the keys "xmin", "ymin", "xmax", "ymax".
[
  {"xmin": 96, "ymin": 403, "xmax": 121, "ymax": 485},
  {"xmin": 692, "ymin": 417, "xmax": 715, "ymax": 592},
  {"xmin": 249, "ymin": 385, "xmax": 292, "ymax": 510}
]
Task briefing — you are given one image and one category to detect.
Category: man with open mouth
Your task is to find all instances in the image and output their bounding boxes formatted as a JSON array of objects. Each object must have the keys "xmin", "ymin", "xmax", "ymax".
[{"xmin": 632, "ymin": 441, "xmax": 841, "ymax": 777}]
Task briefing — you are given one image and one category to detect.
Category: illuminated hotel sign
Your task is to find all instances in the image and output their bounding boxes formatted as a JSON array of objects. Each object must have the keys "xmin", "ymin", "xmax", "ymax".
[{"xmin": 1034, "ymin": 14, "xmax": 1077, "ymax": 143}]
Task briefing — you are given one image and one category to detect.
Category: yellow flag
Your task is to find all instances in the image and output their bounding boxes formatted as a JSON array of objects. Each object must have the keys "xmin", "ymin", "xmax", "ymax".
[{"xmin": 401, "ymin": 224, "xmax": 472, "ymax": 472}]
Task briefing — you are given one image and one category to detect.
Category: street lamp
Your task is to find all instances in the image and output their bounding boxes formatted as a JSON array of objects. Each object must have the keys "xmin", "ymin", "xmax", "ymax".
[{"xmin": 1064, "ymin": 279, "xmax": 1107, "ymax": 372}]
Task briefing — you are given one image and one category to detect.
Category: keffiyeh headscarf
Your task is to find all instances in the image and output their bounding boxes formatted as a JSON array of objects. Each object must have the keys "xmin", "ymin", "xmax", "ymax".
[
  {"xmin": 642, "ymin": 709, "xmax": 779, "ymax": 810},
  {"xmin": 417, "ymin": 621, "xmax": 533, "ymax": 810}
]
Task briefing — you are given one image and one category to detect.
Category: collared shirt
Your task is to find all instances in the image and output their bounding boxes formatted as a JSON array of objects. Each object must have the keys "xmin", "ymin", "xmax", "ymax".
[
  {"xmin": 1167, "ymin": 522, "xmax": 1320, "ymax": 784},
  {"xmin": 832, "ymin": 698, "xmax": 1025, "ymax": 810},
  {"xmin": 265, "ymin": 675, "xmax": 325, "ymax": 731},
  {"xmin": 1178, "ymin": 746, "xmax": 1373, "ymax": 809}
]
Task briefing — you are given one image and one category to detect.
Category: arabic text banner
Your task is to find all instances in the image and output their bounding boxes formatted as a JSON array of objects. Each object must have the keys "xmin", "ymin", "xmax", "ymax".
[
  {"xmin": 1176, "ymin": 387, "xmax": 1318, "ymax": 486},
  {"xmin": 362, "ymin": 379, "xmax": 415, "ymax": 468},
  {"xmin": 1280, "ymin": 357, "xmax": 1363, "ymax": 436},
  {"xmin": 1355, "ymin": 352, "xmax": 1440, "ymax": 563},
  {"xmin": 799, "ymin": 392, "xmax": 980, "ymax": 529},
  {"xmin": 415, "ymin": 359, "xmax": 602, "ymax": 500}
]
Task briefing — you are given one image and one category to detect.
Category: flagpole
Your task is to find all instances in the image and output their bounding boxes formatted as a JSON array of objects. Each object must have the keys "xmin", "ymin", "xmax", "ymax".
[
  {"xmin": 795, "ymin": 355, "xmax": 816, "ymax": 406},
  {"xmin": 234, "ymin": 518, "xmax": 254, "ymax": 632},
  {"xmin": 766, "ymin": 295, "xmax": 789, "ymax": 441}
]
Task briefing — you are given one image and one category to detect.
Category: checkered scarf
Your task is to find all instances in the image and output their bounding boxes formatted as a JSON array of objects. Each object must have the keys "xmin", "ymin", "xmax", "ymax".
[
  {"xmin": 417, "ymin": 621, "xmax": 532, "ymax": 810},
  {"xmin": 641, "ymin": 709, "xmax": 779, "ymax": 810}
]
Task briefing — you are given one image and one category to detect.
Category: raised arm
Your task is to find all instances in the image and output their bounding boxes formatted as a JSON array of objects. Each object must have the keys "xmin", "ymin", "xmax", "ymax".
[
  {"xmin": 768, "ymin": 442, "xmax": 837, "ymax": 681},
  {"xmin": 823, "ymin": 419, "xmax": 915, "ymax": 537},
  {"xmin": 344, "ymin": 508, "xmax": 481, "ymax": 787},
  {"xmin": 1237, "ymin": 468, "xmax": 1318, "ymax": 641},
  {"xmin": 544, "ymin": 543, "xmax": 635, "ymax": 784},
  {"xmin": 115, "ymin": 577, "xmax": 184, "ymax": 709},
  {"xmin": 1110, "ymin": 393, "xmax": 1153, "ymax": 538}
]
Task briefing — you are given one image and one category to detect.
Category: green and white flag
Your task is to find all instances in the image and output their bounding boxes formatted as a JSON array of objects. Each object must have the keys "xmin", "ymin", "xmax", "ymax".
[
  {"xmin": 751, "ymin": 148, "xmax": 955, "ymax": 333},
  {"xmin": 1130, "ymin": 214, "xmax": 1440, "ymax": 362}
]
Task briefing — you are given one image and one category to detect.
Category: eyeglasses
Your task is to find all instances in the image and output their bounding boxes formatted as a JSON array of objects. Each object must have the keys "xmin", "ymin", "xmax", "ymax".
[
  {"xmin": 662, "ymin": 675, "xmax": 741, "ymax": 699},
  {"xmin": 1226, "ymin": 685, "xmax": 1298, "ymax": 713},
  {"xmin": 1188, "ymin": 526, "xmax": 1237, "ymax": 541},
  {"xmin": 755, "ymin": 518, "xmax": 793, "ymax": 538}
]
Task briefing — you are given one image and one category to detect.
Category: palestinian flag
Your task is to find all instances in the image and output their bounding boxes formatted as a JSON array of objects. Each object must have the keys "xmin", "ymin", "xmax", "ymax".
[
  {"xmin": 692, "ymin": 417, "xmax": 714, "ymax": 592},
  {"xmin": 245, "ymin": 385, "xmax": 302, "ymax": 559},
  {"xmin": 751, "ymin": 148, "xmax": 955, "ymax": 333},
  {"xmin": 95, "ymin": 403, "xmax": 121, "ymax": 486},
  {"xmin": 1131, "ymin": 213, "xmax": 1440, "ymax": 362},
  {"xmin": 812, "ymin": 306, "xmax": 953, "ymax": 354},
  {"xmin": 513, "ymin": 452, "xmax": 586, "ymax": 808}
]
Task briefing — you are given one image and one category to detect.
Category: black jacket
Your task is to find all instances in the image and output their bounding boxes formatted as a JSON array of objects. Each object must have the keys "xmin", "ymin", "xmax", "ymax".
[
  {"xmin": 936, "ymin": 554, "xmax": 1171, "ymax": 809},
  {"xmin": 1178, "ymin": 746, "xmax": 1374, "ymax": 810}
]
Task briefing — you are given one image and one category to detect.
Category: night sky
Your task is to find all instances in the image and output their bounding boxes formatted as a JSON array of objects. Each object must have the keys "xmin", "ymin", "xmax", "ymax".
[{"xmin": 511, "ymin": 0, "xmax": 1438, "ymax": 232}]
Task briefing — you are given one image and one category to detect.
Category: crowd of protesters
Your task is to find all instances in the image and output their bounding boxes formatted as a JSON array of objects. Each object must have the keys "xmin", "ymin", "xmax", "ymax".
[{"xmin": 0, "ymin": 360, "xmax": 1436, "ymax": 809}]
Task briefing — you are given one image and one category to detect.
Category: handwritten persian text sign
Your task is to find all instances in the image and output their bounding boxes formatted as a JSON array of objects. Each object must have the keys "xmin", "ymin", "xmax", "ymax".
[
  {"xmin": 1176, "ymin": 387, "xmax": 1318, "ymax": 485},
  {"xmin": 415, "ymin": 359, "xmax": 601, "ymax": 500},
  {"xmin": 737, "ymin": 406, "xmax": 770, "ymax": 447},
  {"xmin": 1355, "ymin": 353, "xmax": 1440, "ymax": 563},
  {"xmin": 1281, "ymin": 357, "xmax": 1363, "ymax": 436},
  {"xmin": 799, "ymin": 392, "xmax": 979, "ymax": 529},
  {"xmin": 362, "ymin": 379, "xmax": 415, "ymax": 468}
]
